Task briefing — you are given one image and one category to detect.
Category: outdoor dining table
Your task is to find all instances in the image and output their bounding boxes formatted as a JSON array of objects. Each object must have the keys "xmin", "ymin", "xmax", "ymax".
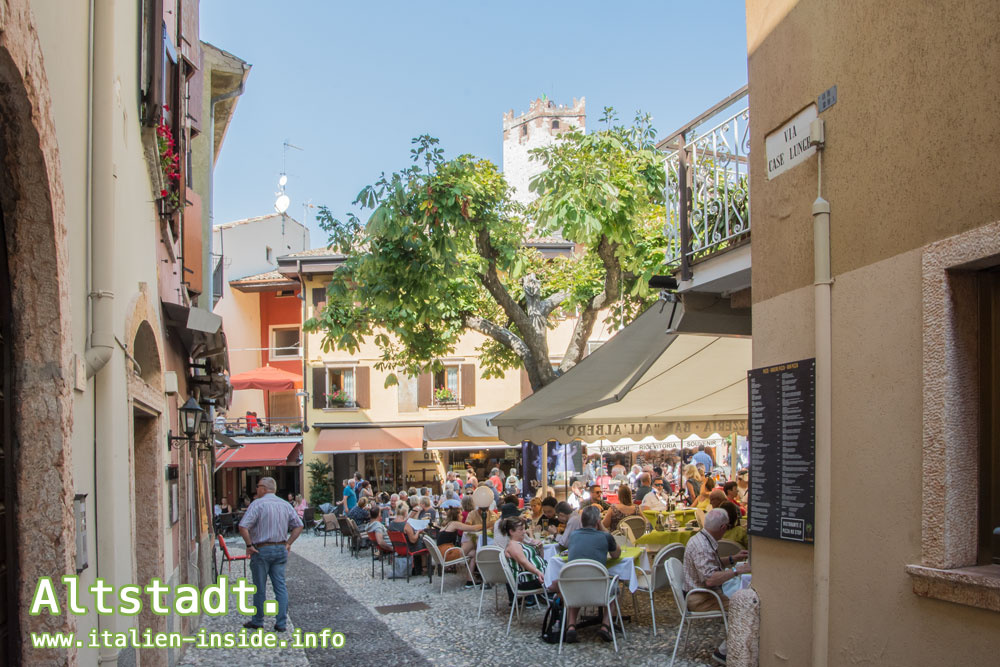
[
  {"xmin": 634, "ymin": 526, "xmax": 701, "ymax": 547},
  {"xmin": 641, "ymin": 508, "xmax": 698, "ymax": 526},
  {"xmin": 543, "ymin": 545, "xmax": 643, "ymax": 593}
]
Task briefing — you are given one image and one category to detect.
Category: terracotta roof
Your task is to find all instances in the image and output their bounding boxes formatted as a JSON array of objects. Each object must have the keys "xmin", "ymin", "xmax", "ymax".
[
  {"xmin": 214, "ymin": 213, "xmax": 301, "ymax": 230},
  {"xmin": 281, "ymin": 246, "xmax": 347, "ymax": 259},
  {"xmin": 229, "ymin": 270, "xmax": 296, "ymax": 286}
]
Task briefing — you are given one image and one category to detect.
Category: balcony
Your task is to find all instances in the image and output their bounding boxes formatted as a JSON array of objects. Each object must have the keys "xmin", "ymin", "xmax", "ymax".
[{"xmin": 660, "ymin": 87, "xmax": 750, "ymax": 292}]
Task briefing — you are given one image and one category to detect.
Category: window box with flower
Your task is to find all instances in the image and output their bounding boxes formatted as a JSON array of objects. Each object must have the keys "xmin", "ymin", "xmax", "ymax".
[
  {"xmin": 434, "ymin": 386, "xmax": 458, "ymax": 406},
  {"xmin": 325, "ymin": 390, "xmax": 353, "ymax": 408},
  {"xmin": 155, "ymin": 106, "xmax": 182, "ymax": 218}
]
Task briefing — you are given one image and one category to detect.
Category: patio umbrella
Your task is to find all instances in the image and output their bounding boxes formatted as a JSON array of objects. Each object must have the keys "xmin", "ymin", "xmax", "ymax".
[{"xmin": 229, "ymin": 365, "xmax": 303, "ymax": 391}]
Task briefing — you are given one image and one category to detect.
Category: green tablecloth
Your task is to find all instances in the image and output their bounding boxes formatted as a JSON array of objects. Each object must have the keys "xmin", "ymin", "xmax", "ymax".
[
  {"xmin": 641, "ymin": 508, "xmax": 698, "ymax": 526},
  {"xmin": 635, "ymin": 528, "xmax": 700, "ymax": 546}
]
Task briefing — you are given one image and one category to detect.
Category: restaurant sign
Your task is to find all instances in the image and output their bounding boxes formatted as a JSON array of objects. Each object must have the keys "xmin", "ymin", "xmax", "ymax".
[
  {"xmin": 587, "ymin": 438, "xmax": 726, "ymax": 454},
  {"xmin": 556, "ymin": 420, "xmax": 747, "ymax": 441}
]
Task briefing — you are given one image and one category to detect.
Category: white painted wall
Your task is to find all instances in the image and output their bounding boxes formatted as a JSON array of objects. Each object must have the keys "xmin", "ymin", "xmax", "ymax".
[{"xmin": 212, "ymin": 213, "xmax": 310, "ymax": 282}]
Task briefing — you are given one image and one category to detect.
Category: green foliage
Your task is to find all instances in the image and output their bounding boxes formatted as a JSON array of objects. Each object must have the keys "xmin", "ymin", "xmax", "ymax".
[
  {"xmin": 306, "ymin": 460, "xmax": 332, "ymax": 507},
  {"xmin": 307, "ymin": 113, "xmax": 670, "ymax": 389}
]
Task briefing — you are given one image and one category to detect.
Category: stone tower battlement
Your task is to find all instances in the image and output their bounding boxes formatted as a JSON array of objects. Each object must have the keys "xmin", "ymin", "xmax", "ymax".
[{"xmin": 502, "ymin": 96, "xmax": 586, "ymax": 205}]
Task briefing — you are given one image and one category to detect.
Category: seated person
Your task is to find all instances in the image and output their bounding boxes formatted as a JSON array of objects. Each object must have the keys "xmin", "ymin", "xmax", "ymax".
[
  {"xmin": 365, "ymin": 506, "xmax": 392, "ymax": 550},
  {"xmin": 640, "ymin": 479, "xmax": 669, "ymax": 511},
  {"xmin": 634, "ymin": 473, "xmax": 654, "ymax": 502},
  {"xmin": 218, "ymin": 496, "xmax": 232, "ymax": 514},
  {"xmin": 347, "ymin": 496, "xmax": 371, "ymax": 527},
  {"xmin": 439, "ymin": 488, "xmax": 462, "ymax": 509},
  {"xmin": 567, "ymin": 481, "xmax": 590, "ymax": 510},
  {"xmin": 587, "ymin": 484, "xmax": 610, "ymax": 512},
  {"xmin": 436, "ymin": 507, "xmax": 483, "ymax": 589},
  {"xmin": 709, "ymin": 488, "xmax": 728, "ymax": 509},
  {"xmin": 535, "ymin": 496, "xmax": 559, "ymax": 533},
  {"xmin": 693, "ymin": 476, "xmax": 716, "ymax": 511},
  {"xmin": 387, "ymin": 502, "xmax": 427, "ymax": 574},
  {"xmin": 524, "ymin": 496, "xmax": 544, "ymax": 523},
  {"xmin": 416, "ymin": 496, "xmax": 437, "ymax": 524},
  {"xmin": 683, "ymin": 508, "xmax": 750, "ymax": 665},
  {"xmin": 501, "ymin": 517, "xmax": 549, "ymax": 600},
  {"xmin": 719, "ymin": 501, "xmax": 748, "ymax": 548},
  {"xmin": 723, "ymin": 481, "xmax": 746, "ymax": 515},
  {"xmin": 553, "ymin": 501, "xmax": 582, "ymax": 548},
  {"xmin": 493, "ymin": 497, "xmax": 526, "ymax": 551},
  {"xmin": 563, "ymin": 506, "xmax": 621, "ymax": 643}
]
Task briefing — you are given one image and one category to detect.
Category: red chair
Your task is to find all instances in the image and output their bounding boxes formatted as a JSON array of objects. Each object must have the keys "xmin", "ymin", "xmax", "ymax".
[
  {"xmin": 369, "ymin": 530, "xmax": 394, "ymax": 579},
  {"xmin": 217, "ymin": 534, "xmax": 249, "ymax": 579},
  {"xmin": 387, "ymin": 529, "xmax": 431, "ymax": 583}
]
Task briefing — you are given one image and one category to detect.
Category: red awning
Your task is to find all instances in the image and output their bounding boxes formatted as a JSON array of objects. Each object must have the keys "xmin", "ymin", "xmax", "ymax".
[
  {"xmin": 315, "ymin": 427, "xmax": 423, "ymax": 454},
  {"xmin": 230, "ymin": 365, "xmax": 303, "ymax": 391},
  {"xmin": 217, "ymin": 441, "xmax": 301, "ymax": 469}
]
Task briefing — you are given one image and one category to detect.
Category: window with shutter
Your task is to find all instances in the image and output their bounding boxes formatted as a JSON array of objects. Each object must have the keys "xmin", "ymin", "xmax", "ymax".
[
  {"xmin": 355, "ymin": 367, "xmax": 371, "ymax": 409},
  {"xmin": 417, "ymin": 372, "xmax": 432, "ymax": 407},
  {"xmin": 460, "ymin": 364, "xmax": 476, "ymax": 407},
  {"xmin": 311, "ymin": 367, "xmax": 326, "ymax": 410}
]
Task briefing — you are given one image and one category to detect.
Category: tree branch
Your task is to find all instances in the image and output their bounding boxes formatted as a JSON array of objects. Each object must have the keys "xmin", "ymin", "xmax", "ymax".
[
  {"xmin": 540, "ymin": 289, "xmax": 569, "ymax": 316},
  {"xmin": 559, "ymin": 235, "xmax": 622, "ymax": 373},
  {"xmin": 461, "ymin": 315, "xmax": 530, "ymax": 360},
  {"xmin": 474, "ymin": 228, "xmax": 534, "ymax": 337}
]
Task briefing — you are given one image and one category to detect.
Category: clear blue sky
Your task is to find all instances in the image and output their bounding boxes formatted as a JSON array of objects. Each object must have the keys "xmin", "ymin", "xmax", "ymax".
[{"xmin": 202, "ymin": 1, "xmax": 747, "ymax": 247}]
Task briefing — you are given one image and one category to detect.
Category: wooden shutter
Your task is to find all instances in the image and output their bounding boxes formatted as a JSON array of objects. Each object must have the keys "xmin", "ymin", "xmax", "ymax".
[
  {"xmin": 355, "ymin": 366, "xmax": 371, "ymax": 409},
  {"xmin": 311, "ymin": 367, "xmax": 326, "ymax": 409},
  {"xmin": 520, "ymin": 368, "xmax": 533, "ymax": 399},
  {"xmin": 311, "ymin": 287, "xmax": 326, "ymax": 311},
  {"xmin": 417, "ymin": 372, "xmax": 432, "ymax": 407},
  {"xmin": 460, "ymin": 364, "xmax": 476, "ymax": 406}
]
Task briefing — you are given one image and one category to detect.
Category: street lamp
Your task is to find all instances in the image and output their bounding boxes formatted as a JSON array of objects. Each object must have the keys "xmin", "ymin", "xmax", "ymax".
[{"xmin": 168, "ymin": 396, "xmax": 206, "ymax": 450}]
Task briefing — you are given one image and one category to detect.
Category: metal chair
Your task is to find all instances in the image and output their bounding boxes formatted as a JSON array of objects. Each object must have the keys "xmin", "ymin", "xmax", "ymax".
[
  {"xmin": 716, "ymin": 539, "xmax": 743, "ymax": 560},
  {"xmin": 369, "ymin": 529, "xmax": 394, "ymax": 579},
  {"xmin": 500, "ymin": 553, "xmax": 548, "ymax": 636},
  {"xmin": 319, "ymin": 513, "xmax": 340, "ymax": 547},
  {"xmin": 422, "ymin": 535, "xmax": 476, "ymax": 594},
  {"xmin": 216, "ymin": 512, "xmax": 236, "ymax": 537},
  {"xmin": 341, "ymin": 517, "xmax": 363, "ymax": 557},
  {"xmin": 557, "ymin": 559, "xmax": 626, "ymax": 653},
  {"xmin": 474, "ymin": 546, "xmax": 507, "ymax": 619},
  {"xmin": 216, "ymin": 534, "xmax": 249, "ymax": 579},
  {"xmin": 665, "ymin": 557, "xmax": 728, "ymax": 666},
  {"xmin": 387, "ymin": 529, "xmax": 431, "ymax": 583},
  {"xmin": 620, "ymin": 515, "xmax": 648, "ymax": 539},
  {"xmin": 631, "ymin": 543, "xmax": 684, "ymax": 636}
]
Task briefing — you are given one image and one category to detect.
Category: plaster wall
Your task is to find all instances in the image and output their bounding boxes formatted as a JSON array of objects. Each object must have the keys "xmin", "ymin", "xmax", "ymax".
[
  {"xmin": 215, "ymin": 287, "xmax": 264, "ymax": 419},
  {"xmin": 746, "ymin": 0, "xmax": 1000, "ymax": 662},
  {"xmin": 746, "ymin": 0, "xmax": 1000, "ymax": 304},
  {"xmin": 212, "ymin": 214, "xmax": 309, "ymax": 283}
]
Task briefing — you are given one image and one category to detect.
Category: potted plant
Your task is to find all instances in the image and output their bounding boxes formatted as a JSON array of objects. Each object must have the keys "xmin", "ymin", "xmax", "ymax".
[
  {"xmin": 325, "ymin": 390, "xmax": 349, "ymax": 408},
  {"xmin": 155, "ymin": 106, "xmax": 181, "ymax": 217},
  {"xmin": 434, "ymin": 386, "xmax": 457, "ymax": 405}
]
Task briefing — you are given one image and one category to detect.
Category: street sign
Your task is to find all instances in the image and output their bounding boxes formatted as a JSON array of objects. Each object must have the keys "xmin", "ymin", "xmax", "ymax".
[{"xmin": 765, "ymin": 104, "xmax": 818, "ymax": 180}]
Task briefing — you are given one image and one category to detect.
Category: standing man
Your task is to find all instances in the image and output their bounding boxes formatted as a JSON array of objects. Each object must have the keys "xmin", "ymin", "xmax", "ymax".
[
  {"xmin": 692, "ymin": 445, "xmax": 715, "ymax": 474},
  {"xmin": 239, "ymin": 477, "xmax": 304, "ymax": 632},
  {"xmin": 340, "ymin": 478, "xmax": 358, "ymax": 514}
]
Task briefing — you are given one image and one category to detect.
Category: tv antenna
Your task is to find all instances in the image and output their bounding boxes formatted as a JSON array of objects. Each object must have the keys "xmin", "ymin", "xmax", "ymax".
[{"xmin": 275, "ymin": 140, "xmax": 304, "ymax": 216}]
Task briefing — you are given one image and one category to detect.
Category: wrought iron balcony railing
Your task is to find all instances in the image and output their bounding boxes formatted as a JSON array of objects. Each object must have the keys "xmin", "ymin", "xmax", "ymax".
[{"xmin": 660, "ymin": 87, "xmax": 750, "ymax": 280}]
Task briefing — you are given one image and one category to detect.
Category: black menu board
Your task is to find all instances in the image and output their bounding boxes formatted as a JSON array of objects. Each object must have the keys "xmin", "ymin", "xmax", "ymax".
[{"xmin": 747, "ymin": 358, "xmax": 815, "ymax": 543}]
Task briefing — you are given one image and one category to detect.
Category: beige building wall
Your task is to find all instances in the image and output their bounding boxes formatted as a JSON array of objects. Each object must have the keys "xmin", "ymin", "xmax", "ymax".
[{"xmin": 747, "ymin": 0, "xmax": 1000, "ymax": 664}]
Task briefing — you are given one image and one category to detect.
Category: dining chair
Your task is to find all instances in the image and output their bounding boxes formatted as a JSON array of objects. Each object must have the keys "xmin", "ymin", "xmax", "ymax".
[
  {"xmin": 631, "ymin": 542, "xmax": 685, "ymax": 636},
  {"xmin": 216, "ymin": 534, "xmax": 249, "ymax": 579},
  {"xmin": 474, "ymin": 546, "xmax": 507, "ymax": 619},
  {"xmin": 716, "ymin": 539, "xmax": 743, "ymax": 560},
  {"xmin": 620, "ymin": 515, "xmax": 648, "ymax": 539},
  {"xmin": 422, "ymin": 535, "xmax": 476, "ymax": 595},
  {"xmin": 665, "ymin": 557, "xmax": 728, "ymax": 666},
  {"xmin": 557, "ymin": 559, "xmax": 626, "ymax": 653},
  {"xmin": 500, "ymin": 554, "xmax": 548, "ymax": 636}
]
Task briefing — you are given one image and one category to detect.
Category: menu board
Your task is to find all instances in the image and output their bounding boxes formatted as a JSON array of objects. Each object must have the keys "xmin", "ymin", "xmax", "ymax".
[{"xmin": 747, "ymin": 358, "xmax": 815, "ymax": 543}]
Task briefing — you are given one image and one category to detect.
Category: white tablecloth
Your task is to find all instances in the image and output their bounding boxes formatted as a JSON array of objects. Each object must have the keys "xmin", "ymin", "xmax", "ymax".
[{"xmin": 543, "ymin": 553, "xmax": 639, "ymax": 593}]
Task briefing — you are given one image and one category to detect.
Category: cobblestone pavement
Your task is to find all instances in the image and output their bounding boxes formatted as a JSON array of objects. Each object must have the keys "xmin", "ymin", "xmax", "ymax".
[{"xmin": 180, "ymin": 533, "xmax": 721, "ymax": 666}]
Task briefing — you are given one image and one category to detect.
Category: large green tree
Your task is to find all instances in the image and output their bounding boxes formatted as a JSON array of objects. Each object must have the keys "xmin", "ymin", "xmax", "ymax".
[{"xmin": 307, "ymin": 110, "xmax": 668, "ymax": 391}]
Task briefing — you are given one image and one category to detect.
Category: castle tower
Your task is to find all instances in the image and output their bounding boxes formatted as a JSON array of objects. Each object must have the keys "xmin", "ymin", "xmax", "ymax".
[{"xmin": 502, "ymin": 96, "xmax": 586, "ymax": 206}]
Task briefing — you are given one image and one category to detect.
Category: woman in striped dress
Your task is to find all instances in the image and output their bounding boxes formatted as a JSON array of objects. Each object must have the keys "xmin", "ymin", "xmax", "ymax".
[{"xmin": 501, "ymin": 517, "xmax": 548, "ymax": 594}]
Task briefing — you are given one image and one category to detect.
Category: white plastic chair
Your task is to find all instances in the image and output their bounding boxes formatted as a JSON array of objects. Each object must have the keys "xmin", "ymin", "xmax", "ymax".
[
  {"xmin": 716, "ymin": 539, "xmax": 742, "ymax": 560},
  {"xmin": 631, "ymin": 543, "xmax": 685, "ymax": 635},
  {"xmin": 474, "ymin": 545, "xmax": 508, "ymax": 619},
  {"xmin": 422, "ymin": 535, "xmax": 476, "ymax": 595},
  {"xmin": 694, "ymin": 508, "xmax": 707, "ymax": 527},
  {"xmin": 665, "ymin": 557, "xmax": 728, "ymax": 666},
  {"xmin": 557, "ymin": 559, "xmax": 626, "ymax": 653},
  {"xmin": 500, "ymin": 551, "xmax": 548, "ymax": 636},
  {"xmin": 620, "ymin": 514, "xmax": 648, "ymax": 539}
]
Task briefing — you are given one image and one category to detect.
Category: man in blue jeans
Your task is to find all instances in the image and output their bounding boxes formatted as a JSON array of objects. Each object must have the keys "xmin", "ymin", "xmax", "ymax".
[{"xmin": 239, "ymin": 476, "xmax": 304, "ymax": 631}]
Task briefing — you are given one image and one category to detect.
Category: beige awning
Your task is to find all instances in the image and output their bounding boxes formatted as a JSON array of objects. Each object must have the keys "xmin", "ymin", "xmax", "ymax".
[
  {"xmin": 492, "ymin": 297, "xmax": 751, "ymax": 444},
  {"xmin": 423, "ymin": 411, "xmax": 504, "ymax": 442}
]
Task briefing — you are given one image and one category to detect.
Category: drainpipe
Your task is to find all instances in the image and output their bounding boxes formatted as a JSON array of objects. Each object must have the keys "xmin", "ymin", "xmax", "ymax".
[
  {"xmin": 297, "ymin": 260, "xmax": 310, "ymax": 434},
  {"xmin": 85, "ymin": 0, "xmax": 115, "ymax": 378},
  {"xmin": 88, "ymin": 2, "xmax": 118, "ymax": 664},
  {"xmin": 810, "ymin": 119, "xmax": 831, "ymax": 667}
]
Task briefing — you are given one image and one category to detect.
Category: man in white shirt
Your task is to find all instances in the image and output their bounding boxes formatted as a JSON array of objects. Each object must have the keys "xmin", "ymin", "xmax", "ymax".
[{"xmin": 640, "ymin": 478, "xmax": 670, "ymax": 511}]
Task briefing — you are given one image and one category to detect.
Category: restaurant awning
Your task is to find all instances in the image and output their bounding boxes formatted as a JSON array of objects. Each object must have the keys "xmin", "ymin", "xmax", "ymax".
[
  {"xmin": 230, "ymin": 365, "xmax": 303, "ymax": 391},
  {"xmin": 492, "ymin": 296, "xmax": 751, "ymax": 444},
  {"xmin": 216, "ymin": 439, "xmax": 301, "ymax": 470},
  {"xmin": 314, "ymin": 426, "xmax": 424, "ymax": 454},
  {"xmin": 423, "ymin": 411, "xmax": 504, "ymax": 441}
]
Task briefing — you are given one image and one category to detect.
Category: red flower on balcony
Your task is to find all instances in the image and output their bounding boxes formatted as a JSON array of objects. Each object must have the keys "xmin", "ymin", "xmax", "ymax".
[{"xmin": 155, "ymin": 113, "xmax": 181, "ymax": 212}]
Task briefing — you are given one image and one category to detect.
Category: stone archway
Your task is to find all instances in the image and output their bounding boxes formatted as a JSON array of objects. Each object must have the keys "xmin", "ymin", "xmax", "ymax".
[
  {"xmin": 0, "ymin": 0, "xmax": 76, "ymax": 662},
  {"xmin": 124, "ymin": 286, "xmax": 168, "ymax": 666}
]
